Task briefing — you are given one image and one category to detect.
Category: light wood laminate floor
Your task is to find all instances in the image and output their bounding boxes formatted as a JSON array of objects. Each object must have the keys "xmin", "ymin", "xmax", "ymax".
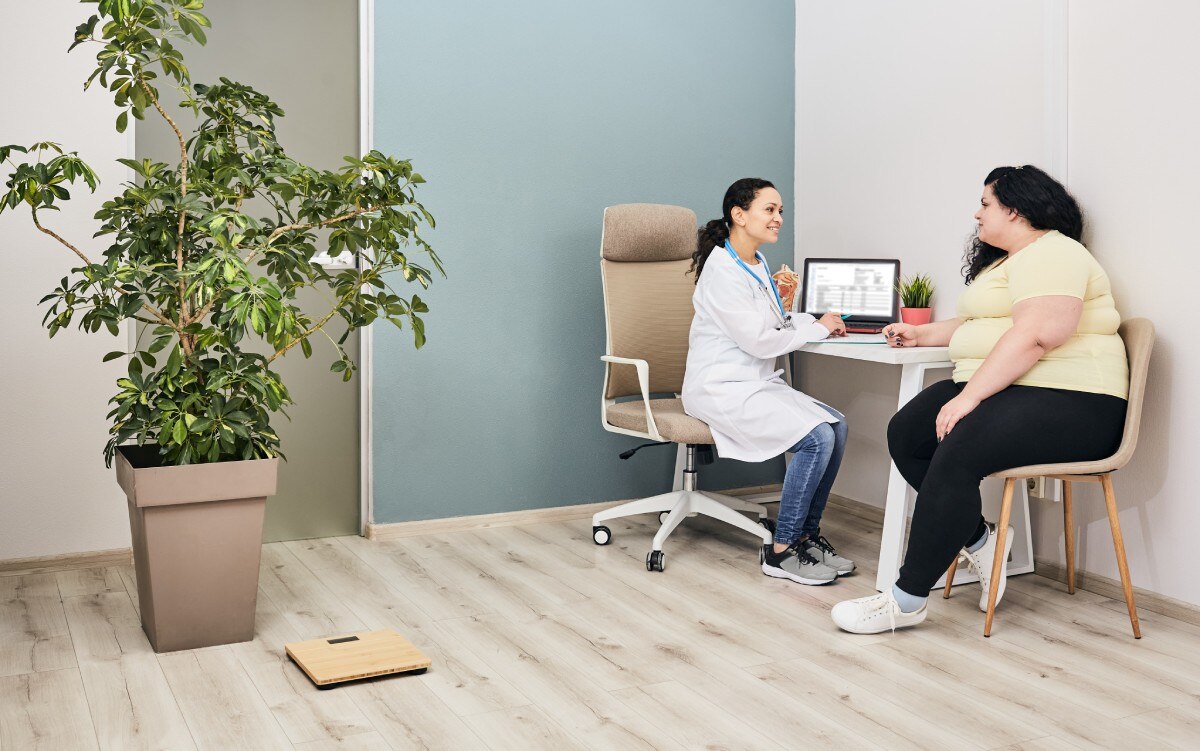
[{"xmin": 3, "ymin": 497, "xmax": 1199, "ymax": 750}]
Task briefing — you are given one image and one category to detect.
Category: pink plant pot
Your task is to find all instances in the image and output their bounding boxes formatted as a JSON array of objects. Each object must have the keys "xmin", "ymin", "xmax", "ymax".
[{"xmin": 900, "ymin": 307, "xmax": 932, "ymax": 325}]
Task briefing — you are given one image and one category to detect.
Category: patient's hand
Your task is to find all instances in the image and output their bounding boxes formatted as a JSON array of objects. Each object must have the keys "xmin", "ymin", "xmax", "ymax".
[{"xmin": 883, "ymin": 323, "xmax": 918, "ymax": 347}]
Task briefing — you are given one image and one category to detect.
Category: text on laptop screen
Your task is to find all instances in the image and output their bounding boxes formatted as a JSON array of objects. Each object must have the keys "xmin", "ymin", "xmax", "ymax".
[{"xmin": 803, "ymin": 261, "xmax": 897, "ymax": 318}]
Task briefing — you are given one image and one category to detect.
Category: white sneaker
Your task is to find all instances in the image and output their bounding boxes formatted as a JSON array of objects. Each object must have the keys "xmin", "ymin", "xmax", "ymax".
[
  {"xmin": 831, "ymin": 589, "xmax": 927, "ymax": 634},
  {"xmin": 961, "ymin": 522, "xmax": 1015, "ymax": 612}
]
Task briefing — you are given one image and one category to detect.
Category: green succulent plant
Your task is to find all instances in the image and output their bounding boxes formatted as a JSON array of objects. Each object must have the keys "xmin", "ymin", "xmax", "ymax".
[
  {"xmin": 1, "ymin": 0, "xmax": 442, "ymax": 466},
  {"xmin": 895, "ymin": 273, "xmax": 934, "ymax": 308}
]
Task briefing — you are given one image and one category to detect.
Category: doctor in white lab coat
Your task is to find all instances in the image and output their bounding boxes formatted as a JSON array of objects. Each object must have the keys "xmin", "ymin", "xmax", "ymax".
[{"xmin": 682, "ymin": 177, "xmax": 855, "ymax": 586}]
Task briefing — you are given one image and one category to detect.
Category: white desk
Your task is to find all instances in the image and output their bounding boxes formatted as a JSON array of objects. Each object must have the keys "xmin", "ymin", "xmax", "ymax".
[{"xmin": 795, "ymin": 342, "xmax": 1035, "ymax": 592}]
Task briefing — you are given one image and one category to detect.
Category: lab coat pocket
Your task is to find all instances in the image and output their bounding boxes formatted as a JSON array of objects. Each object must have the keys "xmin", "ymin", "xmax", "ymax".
[{"xmin": 707, "ymin": 364, "xmax": 760, "ymax": 383}]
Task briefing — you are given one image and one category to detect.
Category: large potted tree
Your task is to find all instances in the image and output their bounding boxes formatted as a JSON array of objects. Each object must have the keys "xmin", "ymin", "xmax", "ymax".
[{"xmin": 1, "ymin": 0, "xmax": 440, "ymax": 652}]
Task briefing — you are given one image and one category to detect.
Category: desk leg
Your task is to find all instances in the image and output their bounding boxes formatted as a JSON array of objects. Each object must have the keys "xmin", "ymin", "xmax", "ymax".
[{"xmin": 875, "ymin": 362, "xmax": 945, "ymax": 592}]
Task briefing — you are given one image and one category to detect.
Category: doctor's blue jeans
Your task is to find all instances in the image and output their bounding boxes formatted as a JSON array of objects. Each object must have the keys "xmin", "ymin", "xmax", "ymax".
[{"xmin": 774, "ymin": 404, "xmax": 847, "ymax": 546}]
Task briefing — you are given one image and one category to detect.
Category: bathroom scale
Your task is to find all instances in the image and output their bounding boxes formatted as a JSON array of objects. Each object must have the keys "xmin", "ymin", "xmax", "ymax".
[{"xmin": 285, "ymin": 629, "xmax": 431, "ymax": 688}]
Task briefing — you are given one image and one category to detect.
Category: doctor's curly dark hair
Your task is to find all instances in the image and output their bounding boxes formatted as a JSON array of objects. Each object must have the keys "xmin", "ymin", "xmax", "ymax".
[
  {"xmin": 963, "ymin": 165, "xmax": 1083, "ymax": 283},
  {"xmin": 691, "ymin": 177, "xmax": 775, "ymax": 282}
]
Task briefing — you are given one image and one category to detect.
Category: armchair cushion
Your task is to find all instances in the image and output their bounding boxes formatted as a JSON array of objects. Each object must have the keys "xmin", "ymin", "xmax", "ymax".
[{"xmin": 606, "ymin": 398, "xmax": 715, "ymax": 445}]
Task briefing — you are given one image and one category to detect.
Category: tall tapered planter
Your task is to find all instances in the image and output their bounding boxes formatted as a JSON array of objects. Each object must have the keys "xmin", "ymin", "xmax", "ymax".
[{"xmin": 115, "ymin": 445, "xmax": 278, "ymax": 653}]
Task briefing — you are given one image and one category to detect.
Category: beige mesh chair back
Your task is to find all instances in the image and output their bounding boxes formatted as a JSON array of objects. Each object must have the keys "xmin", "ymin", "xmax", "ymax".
[
  {"xmin": 944, "ymin": 318, "xmax": 1155, "ymax": 638},
  {"xmin": 592, "ymin": 204, "xmax": 772, "ymax": 571},
  {"xmin": 598, "ymin": 204, "xmax": 713, "ymax": 444},
  {"xmin": 602, "ymin": 204, "xmax": 694, "ymax": 398}
]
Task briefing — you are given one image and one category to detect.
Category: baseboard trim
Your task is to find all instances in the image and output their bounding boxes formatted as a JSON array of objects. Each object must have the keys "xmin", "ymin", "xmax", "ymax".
[
  {"xmin": 1034, "ymin": 557, "xmax": 1200, "ymax": 629},
  {"xmin": 724, "ymin": 482, "xmax": 784, "ymax": 496},
  {"xmin": 366, "ymin": 502, "xmax": 614, "ymax": 541},
  {"xmin": 0, "ymin": 548, "xmax": 133, "ymax": 578},
  {"xmin": 365, "ymin": 484, "xmax": 786, "ymax": 542},
  {"xmin": 826, "ymin": 493, "xmax": 885, "ymax": 522}
]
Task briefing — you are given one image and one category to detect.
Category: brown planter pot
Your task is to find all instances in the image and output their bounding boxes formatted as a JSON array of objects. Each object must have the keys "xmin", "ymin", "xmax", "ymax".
[
  {"xmin": 900, "ymin": 307, "xmax": 932, "ymax": 325},
  {"xmin": 115, "ymin": 445, "xmax": 279, "ymax": 653}
]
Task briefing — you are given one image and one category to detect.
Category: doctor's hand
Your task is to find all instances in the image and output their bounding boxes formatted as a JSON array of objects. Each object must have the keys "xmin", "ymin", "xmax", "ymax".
[
  {"xmin": 936, "ymin": 393, "xmax": 981, "ymax": 441},
  {"xmin": 882, "ymin": 322, "xmax": 918, "ymax": 348},
  {"xmin": 818, "ymin": 312, "xmax": 847, "ymax": 337}
]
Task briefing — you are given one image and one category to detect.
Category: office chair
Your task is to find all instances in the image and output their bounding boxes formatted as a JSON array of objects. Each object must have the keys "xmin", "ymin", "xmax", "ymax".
[
  {"xmin": 944, "ymin": 318, "xmax": 1154, "ymax": 638},
  {"xmin": 591, "ymin": 203, "xmax": 772, "ymax": 572}
]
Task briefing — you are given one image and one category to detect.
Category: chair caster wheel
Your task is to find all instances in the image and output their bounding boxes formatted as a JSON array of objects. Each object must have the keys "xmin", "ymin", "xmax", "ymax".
[
  {"xmin": 646, "ymin": 550, "xmax": 665, "ymax": 572},
  {"xmin": 592, "ymin": 526, "xmax": 611, "ymax": 545},
  {"xmin": 658, "ymin": 511, "xmax": 670, "ymax": 525}
]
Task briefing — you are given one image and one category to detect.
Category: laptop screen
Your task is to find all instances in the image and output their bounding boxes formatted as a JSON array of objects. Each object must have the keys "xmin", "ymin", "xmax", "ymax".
[{"xmin": 799, "ymin": 258, "xmax": 900, "ymax": 323}]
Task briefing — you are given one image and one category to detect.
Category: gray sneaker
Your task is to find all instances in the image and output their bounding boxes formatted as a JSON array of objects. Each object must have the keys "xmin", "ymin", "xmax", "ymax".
[
  {"xmin": 761, "ymin": 543, "xmax": 837, "ymax": 585},
  {"xmin": 805, "ymin": 535, "xmax": 855, "ymax": 576}
]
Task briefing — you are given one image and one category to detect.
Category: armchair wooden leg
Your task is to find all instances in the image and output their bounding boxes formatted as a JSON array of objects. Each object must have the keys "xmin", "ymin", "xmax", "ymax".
[
  {"xmin": 983, "ymin": 478, "xmax": 1016, "ymax": 637},
  {"xmin": 1063, "ymin": 480, "xmax": 1075, "ymax": 595},
  {"xmin": 1100, "ymin": 474, "xmax": 1142, "ymax": 639},
  {"xmin": 943, "ymin": 556, "xmax": 958, "ymax": 599}
]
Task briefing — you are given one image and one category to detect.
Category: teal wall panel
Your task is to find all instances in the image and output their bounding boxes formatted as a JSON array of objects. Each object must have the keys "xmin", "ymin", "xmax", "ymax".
[{"xmin": 373, "ymin": 0, "xmax": 796, "ymax": 522}]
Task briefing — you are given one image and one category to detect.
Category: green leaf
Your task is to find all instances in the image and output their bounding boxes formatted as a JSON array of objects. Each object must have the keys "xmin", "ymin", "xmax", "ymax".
[
  {"xmin": 102, "ymin": 350, "xmax": 125, "ymax": 362},
  {"xmin": 12, "ymin": 5, "xmax": 440, "ymax": 466},
  {"xmin": 410, "ymin": 315, "xmax": 426, "ymax": 348}
]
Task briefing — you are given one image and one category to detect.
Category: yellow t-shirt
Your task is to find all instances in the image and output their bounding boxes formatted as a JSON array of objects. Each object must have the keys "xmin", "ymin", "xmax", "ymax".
[{"xmin": 948, "ymin": 231, "xmax": 1128, "ymax": 398}]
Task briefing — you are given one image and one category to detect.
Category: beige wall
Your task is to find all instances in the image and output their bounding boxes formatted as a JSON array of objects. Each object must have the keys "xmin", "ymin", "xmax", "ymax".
[
  {"xmin": 795, "ymin": 0, "xmax": 1200, "ymax": 606},
  {"xmin": 0, "ymin": 1, "xmax": 133, "ymax": 559},
  {"xmin": 1, "ymin": 0, "xmax": 361, "ymax": 561},
  {"xmin": 134, "ymin": 0, "xmax": 362, "ymax": 542}
]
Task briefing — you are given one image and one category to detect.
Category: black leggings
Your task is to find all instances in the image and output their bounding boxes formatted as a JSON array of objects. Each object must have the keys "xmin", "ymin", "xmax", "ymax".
[{"xmin": 888, "ymin": 380, "xmax": 1126, "ymax": 596}]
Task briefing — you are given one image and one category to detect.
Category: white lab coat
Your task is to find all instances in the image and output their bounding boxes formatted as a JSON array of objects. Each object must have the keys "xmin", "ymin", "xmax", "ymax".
[{"xmin": 681, "ymin": 247, "xmax": 840, "ymax": 463}]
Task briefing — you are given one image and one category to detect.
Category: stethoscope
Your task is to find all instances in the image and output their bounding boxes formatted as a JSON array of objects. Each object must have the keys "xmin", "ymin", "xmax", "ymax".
[{"xmin": 725, "ymin": 241, "xmax": 793, "ymax": 330}]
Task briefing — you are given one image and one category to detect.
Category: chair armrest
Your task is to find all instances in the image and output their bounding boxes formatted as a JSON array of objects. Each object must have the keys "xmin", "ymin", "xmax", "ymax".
[{"xmin": 600, "ymin": 355, "xmax": 663, "ymax": 441}]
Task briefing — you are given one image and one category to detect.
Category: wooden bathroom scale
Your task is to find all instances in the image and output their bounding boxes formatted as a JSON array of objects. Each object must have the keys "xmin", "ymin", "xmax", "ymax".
[{"xmin": 285, "ymin": 629, "xmax": 431, "ymax": 688}]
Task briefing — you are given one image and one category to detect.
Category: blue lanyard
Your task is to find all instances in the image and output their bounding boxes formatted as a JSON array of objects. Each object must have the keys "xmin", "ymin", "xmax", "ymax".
[{"xmin": 725, "ymin": 241, "xmax": 787, "ymax": 319}]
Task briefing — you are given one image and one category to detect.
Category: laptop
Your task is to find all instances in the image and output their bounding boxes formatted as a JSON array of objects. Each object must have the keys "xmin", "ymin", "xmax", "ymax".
[{"xmin": 799, "ymin": 258, "xmax": 900, "ymax": 333}]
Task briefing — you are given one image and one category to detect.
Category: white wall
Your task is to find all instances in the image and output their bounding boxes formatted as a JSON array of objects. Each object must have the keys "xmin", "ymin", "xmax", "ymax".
[
  {"xmin": 793, "ymin": 0, "xmax": 1060, "ymax": 509},
  {"xmin": 796, "ymin": 0, "xmax": 1200, "ymax": 606},
  {"xmin": 1035, "ymin": 0, "xmax": 1199, "ymax": 605},
  {"xmin": 0, "ymin": 1, "xmax": 131, "ymax": 559}
]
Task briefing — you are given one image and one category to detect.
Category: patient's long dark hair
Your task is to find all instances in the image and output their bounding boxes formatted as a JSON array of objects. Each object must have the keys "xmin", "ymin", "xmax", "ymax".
[
  {"xmin": 690, "ymin": 177, "xmax": 775, "ymax": 282},
  {"xmin": 963, "ymin": 165, "xmax": 1083, "ymax": 283}
]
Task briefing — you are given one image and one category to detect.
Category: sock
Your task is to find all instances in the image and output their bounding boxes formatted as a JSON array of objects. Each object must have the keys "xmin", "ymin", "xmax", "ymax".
[
  {"xmin": 966, "ymin": 524, "xmax": 989, "ymax": 554},
  {"xmin": 891, "ymin": 584, "xmax": 927, "ymax": 614}
]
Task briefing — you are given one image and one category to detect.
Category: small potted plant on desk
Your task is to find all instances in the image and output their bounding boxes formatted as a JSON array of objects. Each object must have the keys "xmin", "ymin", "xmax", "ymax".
[
  {"xmin": 1, "ymin": 0, "xmax": 441, "ymax": 652},
  {"xmin": 896, "ymin": 273, "xmax": 934, "ymax": 326}
]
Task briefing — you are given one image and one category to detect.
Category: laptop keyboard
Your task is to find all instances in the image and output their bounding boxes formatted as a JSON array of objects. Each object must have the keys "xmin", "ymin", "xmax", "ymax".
[{"xmin": 846, "ymin": 324, "xmax": 886, "ymax": 334}]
